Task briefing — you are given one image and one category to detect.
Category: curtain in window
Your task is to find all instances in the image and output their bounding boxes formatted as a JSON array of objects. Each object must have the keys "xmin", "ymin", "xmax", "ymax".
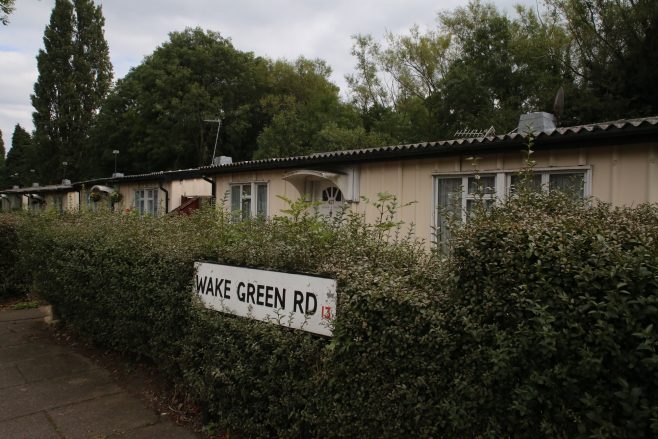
[
  {"xmin": 549, "ymin": 173, "xmax": 585, "ymax": 199},
  {"xmin": 436, "ymin": 178, "xmax": 462, "ymax": 243},
  {"xmin": 256, "ymin": 184, "xmax": 267, "ymax": 216}
]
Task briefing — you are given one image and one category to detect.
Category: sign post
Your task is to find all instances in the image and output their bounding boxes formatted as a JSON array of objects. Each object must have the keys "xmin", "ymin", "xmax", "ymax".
[{"xmin": 194, "ymin": 262, "xmax": 337, "ymax": 336}]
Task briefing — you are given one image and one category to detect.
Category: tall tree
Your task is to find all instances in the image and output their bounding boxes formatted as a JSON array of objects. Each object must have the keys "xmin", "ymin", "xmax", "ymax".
[
  {"xmin": 31, "ymin": 0, "xmax": 112, "ymax": 182},
  {"xmin": 0, "ymin": 0, "xmax": 14, "ymax": 25},
  {"xmin": 254, "ymin": 57, "xmax": 367, "ymax": 159},
  {"xmin": 545, "ymin": 0, "xmax": 658, "ymax": 121},
  {"xmin": 0, "ymin": 129, "xmax": 5, "ymax": 188},
  {"xmin": 5, "ymin": 125, "xmax": 35, "ymax": 187},
  {"xmin": 89, "ymin": 28, "xmax": 269, "ymax": 176}
]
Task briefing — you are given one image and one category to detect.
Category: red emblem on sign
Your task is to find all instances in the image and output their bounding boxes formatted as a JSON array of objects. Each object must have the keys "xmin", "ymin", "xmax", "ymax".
[{"xmin": 321, "ymin": 306, "xmax": 333, "ymax": 320}]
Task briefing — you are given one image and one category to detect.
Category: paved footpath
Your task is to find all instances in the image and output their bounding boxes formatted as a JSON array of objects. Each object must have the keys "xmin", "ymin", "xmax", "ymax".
[{"xmin": 0, "ymin": 307, "xmax": 199, "ymax": 439}]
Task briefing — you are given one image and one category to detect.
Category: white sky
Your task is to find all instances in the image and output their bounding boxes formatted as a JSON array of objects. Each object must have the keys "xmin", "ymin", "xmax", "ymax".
[{"xmin": 0, "ymin": 0, "xmax": 535, "ymax": 150}]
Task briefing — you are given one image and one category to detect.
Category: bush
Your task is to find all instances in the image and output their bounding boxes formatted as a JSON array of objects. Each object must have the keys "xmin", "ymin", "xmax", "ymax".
[
  {"xmin": 0, "ymin": 213, "xmax": 30, "ymax": 300},
  {"xmin": 5, "ymin": 191, "xmax": 658, "ymax": 438},
  {"xmin": 438, "ymin": 192, "xmax": 658, "ymax": 437}
]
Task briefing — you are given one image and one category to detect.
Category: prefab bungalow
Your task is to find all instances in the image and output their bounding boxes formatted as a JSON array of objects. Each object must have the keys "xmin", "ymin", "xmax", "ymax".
[
  {"xmin": 200, "ymin": 113, "xmax": 658, "ymax": 245},
  {"xmin": 80, "ymin": 169, "xmax": 213, "ymax": 215},
  {"xmin": 0, "ymin": 182, "xmax": 79, "ymax": 213}
]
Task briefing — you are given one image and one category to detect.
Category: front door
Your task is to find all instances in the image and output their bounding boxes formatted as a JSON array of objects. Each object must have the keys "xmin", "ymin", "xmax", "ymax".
[{"xmin": 314, "ymin": 182, "xmax": 344, "ymax": 218}]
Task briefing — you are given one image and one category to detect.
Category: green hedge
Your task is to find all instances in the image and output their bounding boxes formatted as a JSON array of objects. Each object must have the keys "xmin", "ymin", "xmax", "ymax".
[
  {"xmin": 0, "ymin": 213, "xmax": 30, "ymax": 300},
  {"xmin": 5, "ymin": 192, "xmax": 658, "ymax": 438}
]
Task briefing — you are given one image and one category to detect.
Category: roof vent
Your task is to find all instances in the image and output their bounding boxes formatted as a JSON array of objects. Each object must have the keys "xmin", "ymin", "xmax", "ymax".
[
  {"xmin": 62, "ymin": 179, "xmax": 71, "ymax": 185},
  {"xmin": 518, "ymin": 112, "xmax": 556, "ymax": 134},
  {"xmin": 112, "ymin": 172, "xmax": 124, "ymax": 178},
  {"xmin": 213, "ymin": 156, "xmax": 232, "ymax": 166},
  {"xmin": 32, "ymin": 182, "xmax": 39, "ymax": 188},
  {"xmin": 12, "ymin": 185, "xmax": 19, "ymax": 189}
]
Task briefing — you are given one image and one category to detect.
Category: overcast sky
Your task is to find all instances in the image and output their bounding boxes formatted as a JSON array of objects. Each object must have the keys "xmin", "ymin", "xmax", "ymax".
[{"xmin": 0, "ymin": 0, "xmax": 535, "ymax": 150}]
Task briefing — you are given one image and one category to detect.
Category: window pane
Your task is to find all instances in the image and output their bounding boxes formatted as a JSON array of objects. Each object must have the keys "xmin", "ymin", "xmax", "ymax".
[
  {"xmin": 466, "ymin": 199, "xmax": 494, "ymax": 218},
  {"xmin": 231, "ymin": 186, "xmax": 241, "ymax": 212},
  {"xmin": 152, "ymin": 190, "xmax": 158, "ymax": 215},
  {"xmin": 549, "ymin": 173, "xmax": 584, "ymax": 199},
  {"xmin": 256, "ymin": 184, "xmax": 267, "ymax": 216},
  {"xmin": 436, "ymin": 178, "xmax": 463, "ymax": 242},
  {"xmin": 135, "ymin": 190, "xmax": 143, "ymax": 213},
  {"xmin": 468, "ymin": 176, "xmax": 495, "ymax": 194},
  {"xmin": 510, "ymin": 174, "xmax": 542, "ymax": 193}
]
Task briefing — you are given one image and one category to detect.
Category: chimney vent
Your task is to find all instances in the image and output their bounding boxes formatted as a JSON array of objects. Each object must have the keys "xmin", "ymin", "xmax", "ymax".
[
  {"xmin": 32, "ymin": 182, "xmax": 39, "ymax": 188},
  {"xmin": 518, "ymin": 112, "xmax": 556, "ymax": 134},
  {"xmin": 62, "ymin": 179, "xmax": 71, "ymax": 185},
  {"xmin": 112, "ymin": 172, "xmax": 124, "ymax": 178},
  {"xmin": 213, "ymin": 156, "xmax": 233, "ymax": 166}
]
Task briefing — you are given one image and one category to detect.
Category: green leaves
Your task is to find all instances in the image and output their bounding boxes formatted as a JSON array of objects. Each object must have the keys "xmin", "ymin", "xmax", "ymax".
[{"xmin": 3, "ymin": 190, "xmax": 657, "ymax": 438}]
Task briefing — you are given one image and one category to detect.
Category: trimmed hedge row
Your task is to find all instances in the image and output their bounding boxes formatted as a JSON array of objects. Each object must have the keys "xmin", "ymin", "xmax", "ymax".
[
  {"xmin": 3, "ymin": 192, "xmax": 658, "ymax": 438},
  {"xmin": 0, "ymin": 214, "xmax": 30, "ymax": 300}
]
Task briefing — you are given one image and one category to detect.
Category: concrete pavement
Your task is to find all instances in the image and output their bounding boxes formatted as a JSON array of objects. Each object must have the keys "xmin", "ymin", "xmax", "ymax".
[{"xmin": 0, "ymin": 307, "xmax": 199, "ymax": 439}]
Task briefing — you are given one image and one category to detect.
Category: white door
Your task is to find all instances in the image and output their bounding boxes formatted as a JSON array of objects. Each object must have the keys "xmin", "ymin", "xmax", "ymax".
[{"xmin": 315, "ymin": 182, "xmax": 344, "ymax": 218}]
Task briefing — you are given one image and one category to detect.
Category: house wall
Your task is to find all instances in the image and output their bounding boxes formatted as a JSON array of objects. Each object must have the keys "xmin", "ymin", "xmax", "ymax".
[
  {"xmin": 114, "ymin": 178, "xmax": 212, "ymax": 214},
  {"xmin": 215, "ymin": 170, "xmax": 304, "ymax": 214},
  {"xmin": 168, "ymin": 178, "xmax": 213, "ymax": 208},
  {"xmin": 114, "ymin": 182, "xmax": 165, "ymax": 214},
  {"xmin": 42, "ymin": 191, "xmax": 80, "ymax": 211},
  {"xmin": 213, "ymin": 141, "xmax": 658, "ymax": 245}
]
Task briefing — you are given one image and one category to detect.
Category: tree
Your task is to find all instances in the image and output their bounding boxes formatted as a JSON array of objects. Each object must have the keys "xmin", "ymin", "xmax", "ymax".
[
  {"xmin": 545, "ymin": 0, "xmax": 658, "ymax": 121},
  {"xmin": 0, "ymin": 0, "xmax": 14, "ymax": 25},
  {"xmin": 89, "ymin": 28, "xmax": 270, "ymax": 176},
  {"xmin": 434, "ymin": 1, "xmax": 573, "ymax": 133},
  {"xmin": 346, "ymin": 1, "xmax": 575, "ymax": 140},
  {"xmin": 0, "ymin": 130, "xmax": 5, "ymax": 188},
  {"xmin": 4, "ymin": 125, "xmax": 35, "ymax": 187},
  {"xmin": 31, "ymin": 0, "xmax": 112, "ymax": 182},
  {"xmin": 254, "ymin": 57, "xmax": 366, "ymax": 158}
]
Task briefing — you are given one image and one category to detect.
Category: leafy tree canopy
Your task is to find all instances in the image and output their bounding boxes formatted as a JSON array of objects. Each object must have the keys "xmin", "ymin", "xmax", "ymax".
[{"xmin": 0, "ymin": 0, "xmax": 14, "ymax": 25}]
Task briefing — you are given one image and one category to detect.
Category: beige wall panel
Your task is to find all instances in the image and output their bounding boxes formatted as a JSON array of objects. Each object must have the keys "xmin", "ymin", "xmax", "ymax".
[
  {"xmin": 169, "ymin": 179, "xmax": 213, "ymax": 210},
  {"xmin": 215, "ymin": 170, "xmax": 304, "ymax": 215}
]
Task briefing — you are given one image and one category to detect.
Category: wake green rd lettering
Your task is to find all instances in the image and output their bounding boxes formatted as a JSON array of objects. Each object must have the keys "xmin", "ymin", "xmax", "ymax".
[{"xmin": 195, "ymin": 275, "xmax": 318, "ymax": 314}]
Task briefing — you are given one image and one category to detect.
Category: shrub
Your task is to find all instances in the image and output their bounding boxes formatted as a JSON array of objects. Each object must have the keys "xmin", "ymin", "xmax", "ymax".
[
  {"xmin": 438, "ymin": 192, "xmax": 658, "ymax": 437},
  {"xmin": 0, "ymin": 213, "xmax": 30, "ymax": 300},
  {"xmin": 5, "ymin": 190, "xmax": 658, "ymax": 438}
]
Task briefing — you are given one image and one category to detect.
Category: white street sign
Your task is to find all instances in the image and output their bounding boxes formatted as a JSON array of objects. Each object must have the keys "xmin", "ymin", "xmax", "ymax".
[{"xmin": 194, "ymin": 262, "xmax": 337, "ymax": 336}]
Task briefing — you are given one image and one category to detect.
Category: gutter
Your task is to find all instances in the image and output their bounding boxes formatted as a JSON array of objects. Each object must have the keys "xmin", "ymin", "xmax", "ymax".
[{"xmin": 159, "ymin": 182, "xmax": 169, "ymax": 214}]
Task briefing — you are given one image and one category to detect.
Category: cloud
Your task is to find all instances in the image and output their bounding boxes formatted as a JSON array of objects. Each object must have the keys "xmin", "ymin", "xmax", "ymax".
[{"xmin": 0, "ymin": 0, "xmax": 533, "ymax": 152}]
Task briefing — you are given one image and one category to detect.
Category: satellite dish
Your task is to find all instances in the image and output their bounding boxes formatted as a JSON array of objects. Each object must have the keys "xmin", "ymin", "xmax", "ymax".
[{"xmin": 553, "ymin": 86, "xmax": 564, "ymax": 123}]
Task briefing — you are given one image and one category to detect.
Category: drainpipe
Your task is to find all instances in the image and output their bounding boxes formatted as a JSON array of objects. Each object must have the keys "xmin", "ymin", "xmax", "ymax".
[
  {"xmin": 159, "ymin": 182, "xmax": 169, "ymax": 214},
  {"xmin": 202, "ymin": 175, "xmax": 215, "ymax": 205}
]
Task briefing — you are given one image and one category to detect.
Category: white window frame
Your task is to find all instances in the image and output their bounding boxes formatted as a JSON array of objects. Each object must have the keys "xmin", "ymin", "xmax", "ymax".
[
  {"xmin": 230, "ymin": 182, "xmax": 268, "ymax": 219},
  {"xmin": 505, "ymin": 166, "xmax": 591, "ymax": 199},
  {"xmin": 433, "ymin": 167, "xmax": 591, "ymax": 244},
  {"xmin": 134, "ymin": 188, "xmax": 159, "ymax": 216}
]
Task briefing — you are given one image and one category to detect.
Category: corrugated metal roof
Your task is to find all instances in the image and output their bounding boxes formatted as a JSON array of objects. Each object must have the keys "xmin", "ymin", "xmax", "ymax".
[
  {"xmin": 0, "ymin": 184, "xmax": 73, "ymax": 194},
  {"xmin": 196, "ymin": 115, "xmax": 658, "ymax": 172},
  {"xmin": 3, "ymin": 115, "xmax": 656, "ymax": 192}
]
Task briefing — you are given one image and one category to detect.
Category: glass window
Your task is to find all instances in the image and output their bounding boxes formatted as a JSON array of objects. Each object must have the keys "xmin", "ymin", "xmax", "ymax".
[
  {"xmin": 230, "ymin": 182, "xmax": 268, "ymax": 219},
  {"xmin": 549, "ymin": 173, "xmax": 585, "ymax": 199},
  {"xmin": 510, "ymin": 174, "xmax": 542, "ymax": 194},
  {"xmin": 134, "ymin": 189, "xmax": 158, "ymax": 215},
  {"xmin": 256, "ymin": 184, "xmax": 268, "ymax": 217},
  {"xmin": 436, "ymin": 175, "xmax": 497, "ymax": 244},
  {"xmin": 507, "ymin": 171, "xmax": 586, "ymax": 199}
]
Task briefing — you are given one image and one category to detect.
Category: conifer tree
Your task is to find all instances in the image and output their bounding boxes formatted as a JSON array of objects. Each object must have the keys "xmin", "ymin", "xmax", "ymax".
[
  {"xmin": 0, "ymin": 130, "xmax": 6, "ymax": 188},
  {"xmin": 31, "ymin": 0, "xmax": 112, "ymax": 182},
  {"xmin": 5, "ymin": 125, "xmax": 34, "ymax": 187}
]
